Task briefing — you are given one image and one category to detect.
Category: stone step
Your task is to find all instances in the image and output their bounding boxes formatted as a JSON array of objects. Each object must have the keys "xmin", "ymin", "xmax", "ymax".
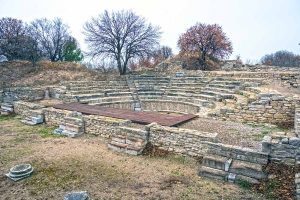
[
  {"xmin": 199, "ymin": 166, "xmax": 227, "ymax": 180},
  {"xmin": 90, "ymin": 100, "xmax": 136, "ymax": 105},
  {"xmin": 61, "ymin": 129, "xmax": 83, "ymax": 138},
  {"xmin": 80, "ymin": 96, "xmax": 133, "ymax": 104},
  {"xmin": 204, "ymin": 87, "xmax": 236, "ymax": 94},
  {"xmin": 211, "ymin": 81, "xmax": 241, "ymax": 85},
  {"xmin": 69, "ymin": 85, "xmax": 129, "ymax": 91},
  {"xmin": 166, "ymin": 92, "xmax": 217, "ymax": 101},
  {"xmin": 229, "ymin": 160, "xmax": 266, "ymax": 180},
  {"xmin": 21, "ymin": 119, "xmax": 37, "ymax": 126},
  {"xmin": 207, "ymin": 84, "xmax": 237, "ymax": 90},
  {"xmin": 202, "ymin": 155, "xmax": 231, "ymax": 171}
]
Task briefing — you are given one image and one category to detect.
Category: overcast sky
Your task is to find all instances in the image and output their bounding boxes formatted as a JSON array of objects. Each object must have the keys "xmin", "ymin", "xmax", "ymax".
[{"xmin": 0, "ymin": 0, "xmax": 299, "ymax": 62}]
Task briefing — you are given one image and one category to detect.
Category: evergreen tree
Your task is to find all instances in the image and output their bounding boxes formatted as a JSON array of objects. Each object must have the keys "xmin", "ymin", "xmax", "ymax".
[{"xmin": 63, "ymin": 37, "xmax": 83, "ymax": 62}]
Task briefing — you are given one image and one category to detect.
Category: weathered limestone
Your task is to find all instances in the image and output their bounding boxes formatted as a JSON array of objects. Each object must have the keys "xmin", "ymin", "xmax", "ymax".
[
  {"xmin": 262, "ymin": 135, "xmax": 300, "ymax": 165},
  {"xmin": 148, "ymin": 123, "xmax": 218, "ymax": 157},
  {"xmin": 54, "ymin": 112, "xmax": 84, "ymax": 138},
  {"xmin": 20, "ymin": 110, "xmax": 44, "ymax": 125},
  {"xmin": 108, "ymin": 126, "xmax": 148, "ymax": 155},
  {"xmin": 214, "ymin": 93, "xmax": 297, "ymax": 125},
  {"xmin": 64, "ymin": 191, "xmax": 89, "ymax": 200},
  {"xmin": 5, "ymin": 164, "xmax": 33, "ymax": 181},
  {"xmin": 295, "ymin": 108, "xmax": 300, "ymax": 137},
  {"xmin": 199, "ymin": 142, "xmax": 268, "ymax": 184},
  {"xmin": 14, "ymin": 101, "xmax": 45, "ymax": 125},
  {"xmin": 296, "ymin": 173, "xmax": 300, "ymax": 200},
  {"xmin": 0, "ymin": 102, "xmax": 14, "ymax": 115},
  {"xmin": 84, "ymin": 115, "xmax": 130, "ymax": 138},
  {"xmin": 2, "ymin": 87, "xmax": 45, "ymax": 102}
]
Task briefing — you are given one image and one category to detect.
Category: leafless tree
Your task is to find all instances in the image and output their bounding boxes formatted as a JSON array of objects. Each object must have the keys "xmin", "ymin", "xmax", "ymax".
[
  {"xmin": 29, "ymin": 18, "xmax": 70, "ymax": 62},
  {"xmin": 83, "ymin": 10, "xmax": 161, "ymax": 75},
  {"xmin": 0, "ymin": 17, "xmax": 41, "ymax": 63},
  {"xmin": 261, "ymin": 50, "xmax": 300, "ymax": 67},
  {"xmin": 152, "ymin": 45, "xmax": 173, "ymax": 60}
]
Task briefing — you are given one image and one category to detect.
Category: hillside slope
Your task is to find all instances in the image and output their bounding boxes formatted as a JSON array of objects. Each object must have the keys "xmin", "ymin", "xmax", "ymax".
[{"xmin": 0, "ymin": 61, "xmax": 110, "ymax": 88}]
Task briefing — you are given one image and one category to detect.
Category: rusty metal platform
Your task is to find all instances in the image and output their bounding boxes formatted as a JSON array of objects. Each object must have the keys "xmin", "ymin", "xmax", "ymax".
[{"xmin": 53, "ymin": 103, "xmax": 197, "ymax": 126}]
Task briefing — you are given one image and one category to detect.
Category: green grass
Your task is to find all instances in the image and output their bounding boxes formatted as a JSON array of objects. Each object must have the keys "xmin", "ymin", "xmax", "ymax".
[
  {"xmin": 236, "ymin": 179, "xmax": 252, "ymax": 190},
  {"xmin": 264, "ymin": 180, "xmax": 281, "ymax": 200},
  {"xmin": 249, "ymin": 123, "xmax": 287, "ymax": 141},
  {"xmin": 35, "ymin": 126, "xmax": 62, "ymax": 138},
  {"xmin": 0, "ymin": 114, "xmax": 15, "ymax": 122}
]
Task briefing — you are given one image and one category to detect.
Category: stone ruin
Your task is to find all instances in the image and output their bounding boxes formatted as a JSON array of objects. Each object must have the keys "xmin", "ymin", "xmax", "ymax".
[{"xmin": 1, "ymin": 67, "xmax": 300, "ymax": 198}]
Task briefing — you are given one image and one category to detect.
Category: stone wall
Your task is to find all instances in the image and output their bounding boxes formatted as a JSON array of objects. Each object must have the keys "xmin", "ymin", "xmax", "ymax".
[
  {"xmin": 205, "ymin": 142, "xmax": 269, "ymax": 165},
  {"xmin": 2, "ymin": 87, "xmax": 45, "ymax": 102},
  {"xmin": 141, "ymin": 100, "xmax": 200, "ymax": 114},
  {"xmin": 296, "ymin": 173, "xmax": 300, "ymax": 200},
  {"xmin": 147, "ymin": 123, "xmax": 218, "ymax": 157},
  {"xmin": 262, "ymin": 135, "xmax": 300, "ymax": 165},
  {"xmin": 14, "ymin": 101, "xmax": 45, "ymax": 117},
  {"xmin": 214, "ymin": 93, "xmax": 297, "ymax": 126},
  {"xmin": 295, "ymin": 108, "xmax": 300, "ymax": 137},
  {"xmin": 43, "ymin": 107, "xmax": 72, "ymax": 126},
  {"xmin": 84, "ymin": 115, "xmax": 131, "ymax": 138},
  {"xmin": 0, "ymin": 90, "xmax": 3, "ymax": 102},
  {"xmin": 99, "ymin": 102, "xmax": 133, "ymax": 110}
]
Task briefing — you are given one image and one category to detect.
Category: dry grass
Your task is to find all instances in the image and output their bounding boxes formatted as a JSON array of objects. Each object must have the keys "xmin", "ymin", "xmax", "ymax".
[{"xmin": 0, "ymin": 116, "xmax": 266, "ymax": 200}]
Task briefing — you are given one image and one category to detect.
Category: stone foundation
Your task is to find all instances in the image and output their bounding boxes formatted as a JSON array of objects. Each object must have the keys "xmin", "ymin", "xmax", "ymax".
[
  {"xmin": 214, "ymin": 93, "xmax": 297, "ymax": 126},
  {"xmin": 147, "ymin": 123, "xmax": 218, "ymax": 157},
  {"xmin": 262, "ymin": 135, "xmax": 300, "ymax": 165}
]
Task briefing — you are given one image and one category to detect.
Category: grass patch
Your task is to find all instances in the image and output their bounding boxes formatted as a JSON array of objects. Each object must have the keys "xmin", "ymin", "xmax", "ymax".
[
  {"xmin": 250, "ymin": 123, "xmax": 287, "ymax": 141},
  {"xmin": 0, "ymin": 114, "xmax": 15, "ymax": 122},
  {"xmin": 35, "ymin": 126, "xmax": 62, "ymax": 138},
  {"xmin": 236, "ymin": 179, "xmax": 252, "ymax": 190},
  {"xmin": 264, "ymin": 180, "xmax": 281, "ymax": 200}
]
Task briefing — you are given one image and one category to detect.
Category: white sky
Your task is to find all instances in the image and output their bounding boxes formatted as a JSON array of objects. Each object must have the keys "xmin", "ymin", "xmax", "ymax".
[{"xmin": 0, "ymin": 0, "xmax": 300, "ymax": 62}]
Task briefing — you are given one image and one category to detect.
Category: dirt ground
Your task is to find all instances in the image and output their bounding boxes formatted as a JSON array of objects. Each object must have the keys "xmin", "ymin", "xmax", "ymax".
[
  {"xmin": 0, "ymin": 115, "xmax": 267, "ymax": 200},
  {"xmin": 179, "ymin": 117, "xmax": 288, "ymax": 149}
]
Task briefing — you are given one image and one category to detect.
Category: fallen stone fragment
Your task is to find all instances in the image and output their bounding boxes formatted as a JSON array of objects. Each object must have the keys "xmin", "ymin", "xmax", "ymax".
[
  {"xmin": 64, "ymin": 191, "xmax": 89, "ymax": 200},
  {"xmin": 5, "ymin": 164, "xmax": 33, "ymax": 181}
]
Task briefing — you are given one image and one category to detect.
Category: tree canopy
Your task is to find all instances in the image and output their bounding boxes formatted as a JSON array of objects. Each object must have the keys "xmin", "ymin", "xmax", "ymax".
[
  {"xmin": 63, "ymin": 37, "xmax": 83, "ymax": 62},
  {"xmin": 178, "ymin": 23, "xmax": 233, "ymax": 70},
  {"xmin": 261, "ymin": 50, "xmax": 300, "ymax": 67},
  {"xmin": 29, "ymin": 18, "xmax": 70, "ymax": 62},
  {"xmin": 83, "ymin": 10, "xmax": 161, "ymax": 75}
]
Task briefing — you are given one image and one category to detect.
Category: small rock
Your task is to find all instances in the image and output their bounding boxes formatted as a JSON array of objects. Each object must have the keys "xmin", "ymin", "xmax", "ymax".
[
  {"xmin": 281, "ymin": 138, "xmax": 289, "ymax": 144},
  {"xmin": 64, "ymin": 191, "xmax": 89, "ymax": 200},
  {"xmin": 289, "ymin": 137, "xmax": 300, "ymax": 146}
]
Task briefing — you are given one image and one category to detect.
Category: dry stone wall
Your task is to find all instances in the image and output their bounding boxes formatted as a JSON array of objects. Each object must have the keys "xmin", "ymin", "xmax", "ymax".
[
  {"xmin": 84, "ymin": 115, "xmax": 131, "ymax": 138},
  {"xmin": 262, "ymin": 135, "xmax": 300, "ymax": 165},
  {"xmin": 141, "ymin": 101, "xmax": 200, "ymax": 114},
  {"xmin": 14, "ymin": 101, "xmax": 45, "ymax": 117},
  {"xmin": 214, "ymin": 93, "xmax": 297, "ymax": 126},
  {"xmin": 99, "ymin": 102, "xmax": 133, "ymax": 110},
  {"xmin": 2, "ymin": 87, "xmax": 45, "ymax": 102},
  {"xmin": 147, "ymin": 123, "xmax": 218, "ymax": 157}
]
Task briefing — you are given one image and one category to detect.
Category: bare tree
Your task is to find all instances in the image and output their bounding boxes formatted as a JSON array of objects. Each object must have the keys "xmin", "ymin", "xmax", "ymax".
[
  {"xmin": 261, "ymin": 50, "xmax": 300, "ymax": 67},
  {"xmin": 0, "ymin": 17, "xmax": 41, "ymax": 62},
  {"xmin": 83, "ymin": 10, "xmax": 161, "ymax": 75},
  {"xmin": 0, "ymin": 17, "xmax": 25, "ymax": 59},
  {"xmin": 152, "ymin": 45, "xmax": 173, "ymax": 60},
  {"xmin": 29, "ymin": 18, "xmax": 70, "ymax": 62},
  {"xmin": 178, "ymin": 23, "xmax": 233, "ymax": 70}
]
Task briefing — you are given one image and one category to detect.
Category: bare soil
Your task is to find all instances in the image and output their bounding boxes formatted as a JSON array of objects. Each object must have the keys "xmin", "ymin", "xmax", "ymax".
[
  {"xmin": 179, "ymin": 117, "xmax": 288, "ymax": 149},
  {"xmin": 0, "ymin": 116, "xmax": 266, "ymax": 200}
]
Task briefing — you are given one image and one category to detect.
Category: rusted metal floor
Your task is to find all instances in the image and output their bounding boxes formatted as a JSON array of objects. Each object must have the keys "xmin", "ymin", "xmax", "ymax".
[{"xmin": 53, "ymin": 103, "xmax": 197, "ymax": 126}]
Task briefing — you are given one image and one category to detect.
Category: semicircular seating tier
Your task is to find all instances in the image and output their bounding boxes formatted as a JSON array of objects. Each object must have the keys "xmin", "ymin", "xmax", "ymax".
[{"xmin": 60, "ymin": 75, "xmax": 263, "ymax": 114}]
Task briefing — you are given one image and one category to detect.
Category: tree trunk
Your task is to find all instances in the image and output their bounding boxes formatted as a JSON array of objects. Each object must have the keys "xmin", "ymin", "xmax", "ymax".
[{"xmin": 199, "ymin": 52, "xmax": 206, "ymax": 70}]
